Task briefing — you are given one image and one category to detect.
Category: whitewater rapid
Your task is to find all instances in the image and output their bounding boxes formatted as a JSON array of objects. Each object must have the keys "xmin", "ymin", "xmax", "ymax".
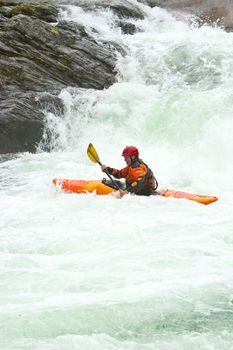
[{"xmin": 1, "ymin": 2, "xmax": 233, "ymax": 349}]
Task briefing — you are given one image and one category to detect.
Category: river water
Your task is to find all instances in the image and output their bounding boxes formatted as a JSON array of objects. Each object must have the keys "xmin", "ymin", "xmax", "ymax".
[{"xmin": 1, "ymin": 2, "xmax": 233, "ymax": 349}]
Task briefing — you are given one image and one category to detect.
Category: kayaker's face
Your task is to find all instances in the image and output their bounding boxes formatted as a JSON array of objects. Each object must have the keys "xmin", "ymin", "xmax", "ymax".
[{"xmin": 124, "ymin": 155, "xmax": 131, "ymax": 165}]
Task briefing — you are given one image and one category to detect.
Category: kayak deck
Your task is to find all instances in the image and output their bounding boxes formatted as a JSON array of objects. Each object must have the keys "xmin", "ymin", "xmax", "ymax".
[{"xmin": 52, "ymin": 178, "xmax": 218, "ymax": 205}]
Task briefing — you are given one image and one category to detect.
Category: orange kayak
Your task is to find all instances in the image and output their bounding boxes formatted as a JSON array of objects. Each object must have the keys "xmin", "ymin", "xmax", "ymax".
[
  {"xmin": 52, "ymin": 178, "xmax": 218, "ymax": 205},
  {"xmin": 53, "ymin": 178, "xmax": 114, "ymax": 195}
]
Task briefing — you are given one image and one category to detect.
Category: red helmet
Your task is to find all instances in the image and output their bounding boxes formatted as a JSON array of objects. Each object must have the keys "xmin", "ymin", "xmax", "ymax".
[{"xmin": 122, "ymin": 146, "xmax": 139, "ymax": 157}]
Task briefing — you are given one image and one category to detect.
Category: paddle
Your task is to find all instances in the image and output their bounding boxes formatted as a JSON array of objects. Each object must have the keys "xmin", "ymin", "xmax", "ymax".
[{"xmin": 87, "ymin": 143, "xmax": 122, "ymax": 191}]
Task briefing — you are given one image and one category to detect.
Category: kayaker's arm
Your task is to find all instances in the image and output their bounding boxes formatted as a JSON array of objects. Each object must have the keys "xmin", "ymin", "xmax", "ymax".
[
  {"xmin": 102, "ymin": 164, "xmax": 150, "ymax": 194},
  {"xmin": 101, "ymin": 165, "xmax": 128, "ymax": 179}
]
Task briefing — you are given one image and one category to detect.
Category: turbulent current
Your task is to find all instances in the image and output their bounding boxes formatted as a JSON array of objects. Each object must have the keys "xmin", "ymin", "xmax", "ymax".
[{"xmin": 1, "ymin": 2, "xmax": 233, "ymax": 349}]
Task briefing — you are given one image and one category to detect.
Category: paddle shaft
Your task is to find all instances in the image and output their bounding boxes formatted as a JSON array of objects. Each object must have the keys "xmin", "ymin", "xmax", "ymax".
[{"xmin": 87, "ymin": 143, "xmax": 122, "ymax": 191}]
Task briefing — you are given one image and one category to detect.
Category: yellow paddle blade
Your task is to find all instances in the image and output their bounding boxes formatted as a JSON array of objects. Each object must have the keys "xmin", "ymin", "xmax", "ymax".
[{"xmin": 87, "ymin": 143, "xmax": 100, "ymax": 164}]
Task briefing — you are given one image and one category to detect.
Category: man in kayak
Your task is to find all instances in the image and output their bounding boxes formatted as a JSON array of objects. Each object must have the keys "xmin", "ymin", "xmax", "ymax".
[{"xmin": 101, "ymin": 146, "xmax": 158, "ymax": 198}]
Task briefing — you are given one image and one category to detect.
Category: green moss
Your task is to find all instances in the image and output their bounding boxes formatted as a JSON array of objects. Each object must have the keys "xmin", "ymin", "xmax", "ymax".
[
  {"xmin": 50, "ymin": 27, "xmax": 59, "ymax": 36},
  {"xmin": 58, "ymin": 57, "xmax": 69, "ymax": 66},
  {"xmin": 8, "ymin": 5, "xmax": 35, "ymax": 17},
  {"xmin": 2, "ymin": 66, "xmax": 22, "ymax": 79},
  {"xmin": 0, "ymin": 2, "xmax": 17, "ymax": 6},
  {"xmin": 64, "ymin": 70, "xmax": 75, "ymax": 78}
]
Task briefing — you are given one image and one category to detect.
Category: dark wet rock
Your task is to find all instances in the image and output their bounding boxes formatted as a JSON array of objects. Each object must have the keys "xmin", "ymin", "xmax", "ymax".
[
  {"xmin": 0, "ymin": 0, "xmax": 120, "ymax": 154},
  {"xmin": 58, "ymin": 0, "xmax": 145, "ymax": 20},
  {"xmin": 2, "ymin": 1, "xmax": 59, "ymax": 22},
  {"xmin": 99, "ymin": 0, "xmax": 145, "ymax": 19},
  {"xmin": 118, "ymin": 20, "xmax": 138, "ymax": 35},
  {"xmin": 0, "ymin": 93, "xmax": 45, "ymax": 153},
  {"xmin": 60, "ymin": 0, "xmax": 144, "ymax": 35},
  {"xmin": 35, "ymin": 93, "xmax": 65, "ymax": 116},
  {"xmin": 1, "ymin": 15, "xmax": 117, "ymax": 91}
]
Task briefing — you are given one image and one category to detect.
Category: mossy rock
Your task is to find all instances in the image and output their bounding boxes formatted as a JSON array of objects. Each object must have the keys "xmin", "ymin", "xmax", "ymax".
[
  {"xmin": 50, "ymin": 26, "xmax": 59, "ymax": 35},
  {"xmin": 8, "ymin": 4, "xmax": 34, "ymax": 17},
  {"xmin": 0, "ymin": 2, "xmax": 18, "ymax": 6},
  {"xmin": 58, "ymin": 57, "xmax": 70, "ymax": 66},
  {"xmin": 1, "ymin": 65, "xmax": 23, "ymax": 79},
  {"xmin": 7, "ymin": 1, "xmax": 58, "ymax": 22}
]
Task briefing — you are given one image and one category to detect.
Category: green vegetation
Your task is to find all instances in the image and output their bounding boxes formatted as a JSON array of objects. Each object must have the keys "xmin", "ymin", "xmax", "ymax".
[
  {"xmin": 50, "ymin": 27, "xmax": 59, "ymax": 36},
  {"xmin": 8, "ymin": 5, "xmax": 35, "ymax": 17},
  {"xmin": 0, "ymin": 2, "xmax": 17, "ymax": 6}
]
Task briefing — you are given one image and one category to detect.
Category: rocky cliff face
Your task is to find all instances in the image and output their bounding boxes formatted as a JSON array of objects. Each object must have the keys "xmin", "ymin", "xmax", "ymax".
[
  {"xmin": 0, "ymin": 0, "xmax": 141, "ymax": 153},
  {"xmin": 0, "ymin": 0, "xmax": 232, "ymax": 154}
]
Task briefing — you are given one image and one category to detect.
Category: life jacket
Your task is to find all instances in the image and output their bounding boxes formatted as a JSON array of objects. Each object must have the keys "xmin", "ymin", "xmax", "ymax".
[{"xmin": 107, "ymin": 159, "xmax": 158, "ymax": 196}]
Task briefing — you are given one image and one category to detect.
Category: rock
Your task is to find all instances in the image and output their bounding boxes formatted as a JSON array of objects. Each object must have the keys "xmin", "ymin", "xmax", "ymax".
[
  {"xmin": 0, "ymin": 0, "xmax": 121, "ymax": 154},
  {"xmin": 138, "ymin": 0, "xmax": 233, "ymax": 31},
  {"xmin": 137, "ymin": 0, "xmax": 201, "ymax": 9},
  {"xmin": 58, "ymin": 0, "xmax": 145, "ymax": 34},
  {"xmin": 0, "ymin": 94, "xmax": 45, "ymax": 153},
  {"xmin": 199, "ymin": 1, "xmax": 233, "ymax": 32},
  {"xmin": 2, "ymin": 1, "xmax": 59, "ymax": 22},
  {"xmin": 118, "ymin": 20, "xmax": 138, "ymax": 35},
  {"xmin": 1, "ymin": 15, "xmax": 117, "ymax": 91},
  {"xmin": 35, "ymin": 93, "xmax": 65, "ymax": 116},
  {"xmin": 99, "ymin": 0, "xmax": 145, "ymax": 19},
  {"xmin": 59, "ymin": 0, "xmax": 145, "ymax": 20}
]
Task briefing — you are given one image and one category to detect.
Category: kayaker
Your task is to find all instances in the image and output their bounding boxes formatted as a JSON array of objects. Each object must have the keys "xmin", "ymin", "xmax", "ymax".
[{"xmin": 101, "ymin": 146, "xmax": 158, "ymax": 198}]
